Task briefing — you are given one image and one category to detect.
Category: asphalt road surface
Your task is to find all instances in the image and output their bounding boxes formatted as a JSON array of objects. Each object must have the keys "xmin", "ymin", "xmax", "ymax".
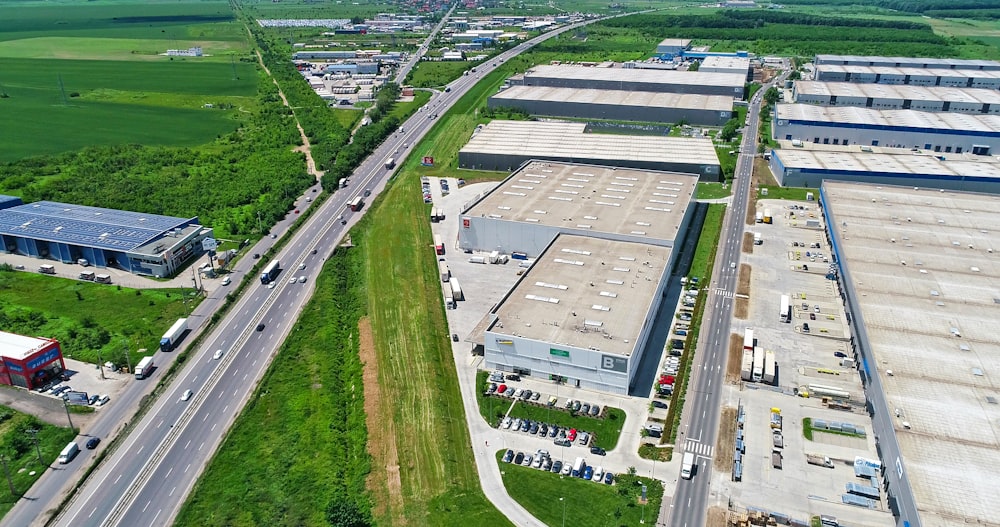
[{"xmin": 666, "ymin": 80, "xmax": 776, "ymax": 527}]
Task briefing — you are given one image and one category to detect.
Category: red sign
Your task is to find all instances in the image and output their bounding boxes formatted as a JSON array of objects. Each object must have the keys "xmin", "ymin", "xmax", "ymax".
[
  {"xmin": 463, "ymin": 218, "xmax": 470, "ymax": 229},
  {"xmin": 421, "ymin": 156, "xmax": 434, "ymax": 166}
]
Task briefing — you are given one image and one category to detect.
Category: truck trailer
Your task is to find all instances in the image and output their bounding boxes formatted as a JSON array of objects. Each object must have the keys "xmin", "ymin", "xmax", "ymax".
[
  {"xmin": 434, "ymin": 234, "xmax": 444, "ymax": 255},
  {"xmin": 743, "ymin": 328, "xmax": 754, "ymax": 352},
  {"xmin": 160, "ymin": 318, "xmax": 188, "ymax": 352},
  {"xmin": 740, "ymin": 349, "xmax": 754, "ymax": 382},
  {"xmin": 754, "ymin": 232, "xmax": 762, "ymax": 245},
  {"xmin": 752, "ymin": 346, "xmax": 764, "ymax": 382},
  {"xmin": 779, "ymin": 294, "xmax": 790, "ymax": 323},
  {"xmin": 134, "ymin": 356, "xmax": 155, "ymax": 379},
  {"xmin": 681, "ymin": 452, "xmax": 695, "ymax": 479},
  {"xmin": 772, "ymin": 450, "xmax": 783, "ymax": 469},
  {"xmin": 807, "ymin": 454, "xmax": 834, "ymax": 468},
  {"xmin": 763, "ymin": 350, "xmax": 777, "ymax": 385},
  {"xmin": 439, "ymin": 262, "xmax": 450, "ymax": 282},
  {"xmin": 450, "ymin": 278, "xmax": 464, "ymax": 301}
]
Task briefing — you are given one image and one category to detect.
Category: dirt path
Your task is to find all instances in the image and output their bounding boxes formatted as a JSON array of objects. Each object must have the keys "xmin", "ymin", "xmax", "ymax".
[
  {"xmin": 253, "ymin": 47, "xmax": 323, "ymax": 180},
  {"xmin": 358, "ymin": 317, "xmax": 405, "ymax": 524}
]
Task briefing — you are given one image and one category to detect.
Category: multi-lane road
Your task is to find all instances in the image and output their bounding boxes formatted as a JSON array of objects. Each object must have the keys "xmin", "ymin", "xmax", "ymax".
[
  {"xmin": 4, "ymin": 11, "xmax": 631, "ymax": 527},
  {"xmin": 667, "ymin": 81, "xmax": 775, "ymax": 527}
]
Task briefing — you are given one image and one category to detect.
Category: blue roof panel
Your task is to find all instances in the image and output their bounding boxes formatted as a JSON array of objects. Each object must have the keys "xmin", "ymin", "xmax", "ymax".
[{"xmin": 0, "ymin": 201, "xmax": 197, "ymax": 252}]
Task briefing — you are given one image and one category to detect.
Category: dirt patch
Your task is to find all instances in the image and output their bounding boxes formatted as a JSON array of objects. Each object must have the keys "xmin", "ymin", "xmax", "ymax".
[
  {"xmin": 733, "ymin": 264, "xmax": 751, "ymax": 319},
  {"xmin": 737, "ymin": 264, "xmax": 751, "ymax": 296},
  {"xmin": 706, "ymin": 506, "xmax": 729, "ymax": 527},
  {"xmin": 715, "ymin": 406, "xmax": 737, "ymax": 473},
  {"xmin": 726, "ymin": 335, "xmax": 743, "ymax": 385},
  {"xmin": 741, "ymin": 232, "xmax": 754, "ymax": 254},
  {"xmin": 360, "ymin": 317, "xmax": 404, "ymax": 523},
  {"xmin": 755, "ymin": 157, "xmax": 778, "ymax": 186}
]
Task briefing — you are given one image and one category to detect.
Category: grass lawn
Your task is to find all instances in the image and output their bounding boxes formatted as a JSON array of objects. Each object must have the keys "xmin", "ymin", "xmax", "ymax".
[
  {"xmin": 497, "ymin": 450, "xmax": 665, "ymax": 527},
  {"xmin": 759, "ymin": 185, "xmax": 814, "ymax": 201},
  {"xmin": 0, "ymin": 36, "xmax": 247, "ymax": 61},
  {"xmin": 697, "ymin": 182, "xmax": 732, "ymax": 200},
  {"xmin": 405, "ymin": 60, "xmax": 475, "ymax": 88},
  {"xmin": 0, "ymin": 406, "xmax": 77, "ymax": 519},
  {"xmin": 0, "ymin": 268, "xmax": 194, "ymax": 367},
  {"xmin": 175, "ymin": 246, "xmax": 372, "ymax": 526},
  {"xmin": 688, "ymin": 204, "xmax": 727, "ymax": 279}
]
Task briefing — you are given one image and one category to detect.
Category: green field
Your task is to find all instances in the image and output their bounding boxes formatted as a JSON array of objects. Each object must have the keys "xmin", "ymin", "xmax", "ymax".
[
  {"xmin": 0, "ymin": 268, "xmax": 195, "ymax": 367},
  {"xmin": 0, "ymin": 406, "xmax": 77, "ymax": 518},
  {"xmin": 759, "ymin": 186, "xmax": 814, "ymax": 201},
  {"xmin": 497, "ymin": 451, "xmax": 665, "ymax": 527},
  {"xmin": 0, "ymin": 36, "xmax": 247, "ymax": 61},
  {"xmin": 697, "ymin": 182, "xmax": 733, "ymax": 200}
]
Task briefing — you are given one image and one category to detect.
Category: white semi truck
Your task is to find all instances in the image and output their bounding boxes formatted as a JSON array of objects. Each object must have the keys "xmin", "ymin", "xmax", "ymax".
[{"xmin": 134, "ymin": 356, "xmax": 155, "ymax": 379}]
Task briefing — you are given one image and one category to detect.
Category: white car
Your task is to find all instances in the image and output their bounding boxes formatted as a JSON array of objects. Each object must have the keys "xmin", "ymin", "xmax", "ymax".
[
  {"xmin": 298, "ymin": 276, "xmax": 307, "ymax": 283},
  {"xmin": 181, "ymin": 389, "xmax": 193, "ymax": 401},
  {"xmin": 289, "ymin": 277, "xmax": 297, "ymax": 284},
  {"xmin": 267, "ymin": 282, "xmax": 276, "ymax": 289},
  {"xmin": 502, "ymin": 417, "xmax": 512, "ymax": 429},
  {"xmin": 299, "ymin": 264, "xmax": 306, "ymax": 270},
  {"xmin": 220, "ymin": 276, "xmax": 231, "ymax": 286},
  {"xmin": 213, "ymin": 349, "xmax": 224, "ymax": 360}
]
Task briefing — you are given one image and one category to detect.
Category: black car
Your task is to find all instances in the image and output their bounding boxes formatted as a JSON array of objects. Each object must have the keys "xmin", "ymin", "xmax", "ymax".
[
  {"xmin": 452, "ymin": 333, "xmax": 459, "ymax": 342},
  {"xmin": 520, "ymin": 420, "xmax": 530, "ymax": 432},
  {"xmin": 529, "ymin": 422, "xmax": 539, "ymax": 435},
  {"xmin": 364, "ymin": 189, "xmax": 372, "ymax": 197},
  {"xmin": 89, "ymin": 394, "xmax": 100, "ymax": 405},
  {"xmin": 256, "ymin": 323, "xmax": 265, "ymax": 332},
  {"xmin": 503, "ymin": 449, "xmax": 514, "ymax": 463},
  {"xmin": 589, "ymin": 405, "xmax": 600, "ymax": 417},
  {"xmin": 590, "ymin": 446, "xmax": 606, "ymax": 456},
  {"xmin": 551, "ymin": 460, "xmax": 563, "ymax": 473},
  {"xmin": 253, "ymin": 253, "xmax": 261, "ymax": 259},
  {"xmin": 505, "ymin": 374, "xmax": 521, "ymax": 381},
  {"xmin": 652, "ymin": 400, "xmax": 668, "ymax": 409},
  {"xmin": 538, "ymin": 424, "xmax": 548, "ymax": 436},
  {"xmin": 85, "ymin": 437, "xmax": 101, "ymax": 449},
  {"xmin": 513, "ymin": 452, "xmax": 524, "ymax": 465},
  {"xmin": 581, "ymin": 403, "xmax": 591, "ymax": 414},
  {"xmin": 311, "ymin": 249, "xmax": 318, "ymax": 255},
  {"xmin": 548, "ymin": 426, "xmax": 559, "ymax": 438},
  {"xmin": 522, "ymin": 390, "xmax": 532, "ymax": 400},
  {"xmin": 834, "ymin": 352, "xmax": 848, "ymax": 358},
  {"xmin": 554, "ymin": 438, "xmax": 571, "ymax": 447}
]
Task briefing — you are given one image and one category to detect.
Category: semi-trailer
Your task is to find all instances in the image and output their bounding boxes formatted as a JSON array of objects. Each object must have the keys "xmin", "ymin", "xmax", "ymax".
[
  {"xmin": 763, "ymin": 350, "xmax": 777, "ymax": 385},
  {"xmin": 740, "ymin": 349, "xmax": 754, "ymax": 382},
  {"xmin": 439, "ymin": 261, "xmax": 450, "ymax": 282},
  {"xmin": 160, "ymin": 318, "xmax": 188, "ymax": 352},
  {"xmin": 807, "ymin": 454, "xmax": 834, "ymax": 468},
  {"xmin": 134, "ymin": 356, "xmax": 155, "ymax": 379},
  {"xmin": 752, "ymin": 346, "xmax": 764, "ymax": 382},
  {"xmin": 450, "ymin": 278, "xmax": 464, "ymax": 301}
]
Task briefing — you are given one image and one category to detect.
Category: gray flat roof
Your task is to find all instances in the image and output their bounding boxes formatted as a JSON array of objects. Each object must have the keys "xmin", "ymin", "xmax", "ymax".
[
  {"xmin": 794, "ymin": 81, "xmax": 1000, "ymax": 105},
  {"xmin": 0, "ymin": 331, "xmax": 54, "ymax": 361},
  {"xmin": 821, "ymin": 180, "xmax": 1000, "ymax": 525},
  {"xmin": 490, "ymin": 234, "xmax": 671, "ymax": 357},
  {"xmin": 525, "ymin": 64, "xmax": 746, "ymax": 88},
  {"xmin": 777, "ymin": 103, "xmax": 1000, "ymax": 133},
  {"xmin": 464, "ymin": 160, "xmax": 697, "ymax": 242},
  {"xmin": 815, "ymin": 54, "xmax": 1000, "ymax": 69},
  {"xmin": 814, "ymin": 63, "xmax": 1000, "ymax": 79},
  {"xmin": 460, "ymin": 120, "xmax": 720, "ymax": 166},
  {"xmin": 774, "ymin": 149, "xmax": 1000, "ymax": 180},
  {"xmin": 490, "ymin": 85, "xmax": 735, "ymax": 112},
  {"xmin": 657, "ymin": 38, "xmax": 691, "ymax": 48},
  {"xmin": 700, "ymin": 56, "xmax": 751, "ymax": 71}
]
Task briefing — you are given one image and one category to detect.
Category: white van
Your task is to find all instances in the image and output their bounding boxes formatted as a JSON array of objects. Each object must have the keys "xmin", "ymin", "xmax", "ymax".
[{"xmin": 58, "ymin": 441, "xmax": 79, "ymax": 464}]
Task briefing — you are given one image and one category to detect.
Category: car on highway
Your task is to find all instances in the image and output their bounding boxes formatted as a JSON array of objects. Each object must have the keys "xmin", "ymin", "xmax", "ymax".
[
  {"xmin": 311, "ymin": 249, "xmax": 318, "ymax": 255},
  {"xmin": 289, "ymin": 277, "xmax": 297, "ymax": 284},
  {"xmin": 253, "ymin": 253, "xmax": 260, "ymax": 259},
  {"xmin": 268, "ymin": 282, "xmax": 276, "ymax": 289},
  {"xmin": 364, "ymin": 189, "xmax": 371, "ymax": 197},
  {"xmin": 299, "ymin": 264, "xmax": 306, "ymax": 270},
  {"xmin": 85, "ymin": 437, "xmax": 101, "ymax": 449},
  {"xmin": 299, "ymin": 276, "xmax": 307, "ymax": 283},
  {"xmin": 181, "ymin": 389, "xmax": 193, "ymax": 402},
  {"xmin": 730, "ymin": 262, "xmax": 736, "ymax": 269},
  {"xmin": 256, "ymin": 323, "xmax": 265, "ymax": 332},
  {"xmin": 270, "ymin": 234, "xmax": 277, "ymax": 239},
  {"xmin": 213, "ymin": 349, "xmax": 224, "ymax": 360}
]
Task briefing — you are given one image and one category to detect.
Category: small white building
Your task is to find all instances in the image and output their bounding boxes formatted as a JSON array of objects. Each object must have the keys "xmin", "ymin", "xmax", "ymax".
[{"xmin": 166, "ymin": 47, "xmax": 203, "ymax": 57}]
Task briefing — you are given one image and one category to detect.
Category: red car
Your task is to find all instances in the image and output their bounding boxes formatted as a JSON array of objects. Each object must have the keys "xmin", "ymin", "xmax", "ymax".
[
  {"xmin": 295, "ymin": 209, "xmax": 300, "ymax": 214},
  {"xmin": 497, "ymin": 384, "xmax": 507, "ymax": 394},
  {"xmin": 567, "ymin": 428, "xmax": 577, "ymax": 442},
  {"xmin": 660, "ymin": 375, "xmax": 675, "ymax": 385}
]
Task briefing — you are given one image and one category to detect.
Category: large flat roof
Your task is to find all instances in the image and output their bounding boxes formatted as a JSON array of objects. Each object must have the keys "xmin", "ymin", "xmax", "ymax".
[
  {"xmin": 815, "ymin": 54, "xmax": 1000, "ymax": 70},
  {"xmin": 0, "ymin": 199, "xmax": 198, "ymax": 252},
  {"xmin": 821, "ymin": 180, "xmax": 1000, "ymax": 526},
  {"xmin": 794, "ymin": 81, "xmax": 1000, "ymax": 105},
  {"xmin": 776, "ymin": 103, "xmax": 1000, "ymax": 133},
  {"xmin": 700, "ymin": 56, "xmax": 751, "ymax": 71},
  {"xmin": 524, "ymin": 64, "xmax": 747, "ymax": 88},
  {"xmin": 814, "ymin": 64, "xmax": 1000, "ymax": 79},
  {"xmin": 773, "ymin": 149, "xmax": 1000, "ymax": 180},
  {"xmin": 464, "ymin": 160, "xmax": 697, "ymax": 242},
  {"xmin": 0, "ymin": 331, "xmax": 54, "ymax": 361},
  {"xmin": 657, "ymin": 38, "xmax": 691, "ymax": 48},
  {"xmin": 490, "ymin": 235, "xmax": 671, "ymax": 357},
  {"xmin": 460, "ymin": 120, "xmax": 720, "ymax": 166},
  {"xmin": 490, "ymin": 85, "xmax": 735, "ymax": 112}
]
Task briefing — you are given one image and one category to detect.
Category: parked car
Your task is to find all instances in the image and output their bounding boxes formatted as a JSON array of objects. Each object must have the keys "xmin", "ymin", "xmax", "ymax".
[
  {"xmin": 522, "ymin": 389, "xmax": 533, "ymax": 400},
  {"xmin": 506, "ymin": 374, "xmax": 521, "ymax": 381},
  {"xmin": 539, "ymin": 424, "xmax": 548, "ymax": 436},
  {"xmin": 497, "ymin": 384, "xmax": 507, "ymax": 394},
  {"xmin": 561, "ymin": 462, "xmax": 572, "ymax": 476},
  {"xmin": 583, "ymin": 466, "xmax": 594, "ymax": 480},
  {"xmin": 554, "ymin": 438, "xmax": 571, "ymax": 447},
  {"xmin": 531, "ymin": 391, "xmax": 541, "ymax": 401},
  {"xmin": 548, "ymin": 426, "xmax": 559, "ymax": 438},
  {"xmin": 604, "ymin": 472, "xmax": 614, "ymax": 485},
  {"xmin": 503, "ymin": 450, "xmax": 514, "ymax": 463},
  {"xmin": 521, "ymin": 454, "xmax": 533, "ymax": 467},
  {"xmin": 551, "ymin": 460, "xmax": 563, "ymax": 474},
  {"xmin": 513, "ymin": 452, "xmax": 524, "ymax": 465},
  {"xmin": 89, "ymin": 394, "xmax": 100, "ymax": 405},
  {"xmin": 513, "ymin": 388, "xmax": 524, "ymax": 398},
  {"xmin": 452, "ymin": 333, "xmax": 459, "ymax": 342},
  {"xmin": 834, "ymin": 352, "xmax": 847, "ymax": 358},
  {"xmin": 590, "ymin": 446, "xmax": 606, "ymax": 456},
  {"xmin": 502, "ymin": 417, "xmax": 512, "ymax": 429},
  {"xmin": 567, "ymin": 429, "xmax": 577, "ymax": 442},
  {"xmin": 581, "ymin": 403, "xmax": 591, "ymax": 414},
  {"xmin": 578, "ymin": 432, "xmax": 590, "ymax": 445},
  {"xmin": 652, "ymin": 400, "xmax": 668, "ymax": 409},
  {"xmin": 572, "ymin": 401, "xmax": 581, "ymax": 412},
  {"xmin": 529, "ymin": 422, "xmax": 539, "ymax": 435},
  {"xmin": 532, "ymin": 456, "xmax": 543, "ymax": 469},
  {"xmin": 520, "ymin": 420, "xmax": 530, "ymax": 432}
]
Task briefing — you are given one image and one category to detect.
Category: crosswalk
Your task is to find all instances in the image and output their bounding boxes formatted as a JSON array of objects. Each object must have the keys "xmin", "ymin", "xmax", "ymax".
[
  {"xmin": 713, "ymin": 288, "xmax": 734, "ymax": 299},
  {"xmin": 685, "ymin": 439, "xmax": 714, "ymax": 458}
]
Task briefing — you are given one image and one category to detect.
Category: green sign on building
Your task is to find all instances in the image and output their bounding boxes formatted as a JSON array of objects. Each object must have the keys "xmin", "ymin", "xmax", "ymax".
[{"xmin": 550, "ymin": 348, "xmax": 570, "ymax": 358}]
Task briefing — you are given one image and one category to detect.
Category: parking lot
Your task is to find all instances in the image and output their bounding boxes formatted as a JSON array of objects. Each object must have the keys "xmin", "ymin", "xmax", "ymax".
[{"xmin": 716, "ymin": 199, "xmax": 890, "ymax": 525}]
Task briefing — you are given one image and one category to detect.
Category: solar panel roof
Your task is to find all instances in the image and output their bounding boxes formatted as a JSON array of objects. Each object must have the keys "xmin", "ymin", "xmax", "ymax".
[{"xmin": 0, "ymin": 200, "xmax": 197, "ymax": 252}]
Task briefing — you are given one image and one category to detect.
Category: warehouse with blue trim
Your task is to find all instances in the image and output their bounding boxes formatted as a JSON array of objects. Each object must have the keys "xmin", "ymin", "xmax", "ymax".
[{"xmin": 0, "ymin": 196, "xmax": 213, "ymax": 278}]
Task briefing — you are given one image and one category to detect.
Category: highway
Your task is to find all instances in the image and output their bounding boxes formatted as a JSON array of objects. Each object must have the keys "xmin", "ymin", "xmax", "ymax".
[
  {"xmin": 667, "ymin": 79, "xmax": 778, "ymax": 527},
  {"xmin": 14, "ymin": 11, "xmax": 626, "ymax": 527}
]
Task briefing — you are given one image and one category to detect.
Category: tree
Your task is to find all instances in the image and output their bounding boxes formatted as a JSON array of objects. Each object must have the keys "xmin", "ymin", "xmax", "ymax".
[
  {"xmin": 719, "ymin": 118, "xmax": 740, "ymax": 142},
  {"xmin": 326, "ymin": 499, "xmax": 371, "ymax": 527},
  {"xmin": 763, "ymin": 86, "xmax": 781, "ymax": 106},
  {"xmin": 788, "ymin": 70, "xmax": 801, "ymax": 81},
  {"xmin": 687, "ymin": 60, "xmax": 700, "ymax": 71}
]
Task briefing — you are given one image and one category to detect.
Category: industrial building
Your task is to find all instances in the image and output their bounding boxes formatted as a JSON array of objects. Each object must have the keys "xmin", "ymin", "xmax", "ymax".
[
  {"xmin": 773, "ymin": 103, "xmax": 1000, "ymax": 154},
  {"xmin": 0, "ymin": 331, "xmax": 65, "ymax": 390},
  {"xmin": 814, "ymin": 54, "xmax": 1000, "ymax": 71},
  {"xmin": 513, "ymin": 64, "xmax": 746, "ymax": 97},
  {"xmin": 459, "ymin": 160, "xmax": 697, "ymax": 257},
  {"xmin": 792, "ymin": 81, "xmax": 1000, "ymax": 114},
  {"xmin": 483, "ymin": 234, "xmax": 674, "ymax": 394},
  {"xmin": 655, "ymin": 38, "xmax": 691, "ymax": 57},
  {"xmin": 487, "ymin": 85, "xmax": 735, "ymax": 126},
  {"xmin": 458, "ymin": 120, "xmax": 722, "ymax": 180},
  {"xmin": 699, "ymin": 56, "xmax": 751, "ymax": 78},
  {"xmin": 819, "ymin": 180, "xmax": 1000, "ymax": 527},
  {"xmin": 0, "ymin": 197, "xmax": 213, "ymax": 278},
  {"xmin": 768, "ymin": 148, "xmax": 1000, "ymax": 192},
  {"xmin": 813, "ymin": 64, "xmax": 1000, "ymax": 89}
]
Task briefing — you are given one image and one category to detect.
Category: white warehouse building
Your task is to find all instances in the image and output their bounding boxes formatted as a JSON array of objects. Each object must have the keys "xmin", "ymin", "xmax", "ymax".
[
  {"xmin": 458, "ymin": 160, "xmax": 698, "ymax": 257},
  {"xmin": 813, "ymin": 64, "xmax": 1000, "ymax": 89},
  {"xmin": 814, "ymin": 54, "xmax": 1000, "ymax": 71},
  {"xmin": 483, "ymin": 234, "xmax": 673, "ymax": 394},
  {"xmin": 774, "ymin": 103, "xmax": 1000, "ymax": 155},
  {"xmin": 792, "ymin": 81, "xmax": 1000, "ymax": 114},
  {"xmin": 699, "ymin": 56, "xmax": 751, "ymax": 79}
]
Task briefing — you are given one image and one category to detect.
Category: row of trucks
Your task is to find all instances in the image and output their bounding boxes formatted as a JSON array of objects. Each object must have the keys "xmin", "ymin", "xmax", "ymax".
[
  {"xmin": 739, "ymin": 329, "xmax": 778, "ymax": 385},
  {"xmin": 754, "ymin": 208, "xmax": 773, "ymax": 224},
  {"xmin": 468, "ymin": 251, "xmax": 509, "ymax": 265},
  {"xmin": 770, "ymin": 407, "xmax": 783, "ymax": 469},
  {"xmin": 79, "ymin": 270, "xmax": 112, "ymax": 283}
]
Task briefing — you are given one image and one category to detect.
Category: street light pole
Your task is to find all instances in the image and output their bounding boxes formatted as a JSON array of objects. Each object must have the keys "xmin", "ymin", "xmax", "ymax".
[
  {"xmin": 0, "ymin": 454, "xmax": 15, "ymax": 495},
  {"xmin": 560, "ymin": 497, "xmax": 566, "ymax": 527},
  {"xmin": 62, "ymin": 398, "xmax": 74, "ymax": 431}
]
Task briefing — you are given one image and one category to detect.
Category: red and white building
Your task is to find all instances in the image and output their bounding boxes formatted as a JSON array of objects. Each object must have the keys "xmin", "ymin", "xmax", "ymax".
[{"xmin": 0, "ymin": 331, "xmax": 65, "ymax": 390}]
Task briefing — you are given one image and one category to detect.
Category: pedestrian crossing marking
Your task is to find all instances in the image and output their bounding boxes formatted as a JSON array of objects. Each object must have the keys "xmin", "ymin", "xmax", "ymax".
[{"xmin": 685, "ymin": 440, "xmax": 714, "ymax": 457}]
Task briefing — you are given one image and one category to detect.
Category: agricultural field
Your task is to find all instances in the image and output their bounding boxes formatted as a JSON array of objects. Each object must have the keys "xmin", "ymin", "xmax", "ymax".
[
  {"xmin": 0, "ymin": 407, "xmax": 77, "ymax": 518},
  {"xmin": 0, "ymin": 267, "xmax": 194, "ymax": 368},
  {"xmin": 0, "ymin": 0, "xmax": 256, "ymax": 161}
]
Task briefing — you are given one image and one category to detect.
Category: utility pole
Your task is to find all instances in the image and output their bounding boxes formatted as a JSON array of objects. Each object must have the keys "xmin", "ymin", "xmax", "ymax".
[
  {"xmin": 24, "ymin": 429, "xmax": 43, "ymax": 465},
  {"xmin": 122, "ymin": 338, "xmax": 132, "ymax": 374},
  {"xmin": 0, "ymin": 453, "xmax": 15, "ymax": 495},
  {"xmin": 96, "ymin": 348, "xmax": 105, "ymax": 380},
  {"xmin": 62, "ymin": 399, "xmax": 74, "ymax": 431}
]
